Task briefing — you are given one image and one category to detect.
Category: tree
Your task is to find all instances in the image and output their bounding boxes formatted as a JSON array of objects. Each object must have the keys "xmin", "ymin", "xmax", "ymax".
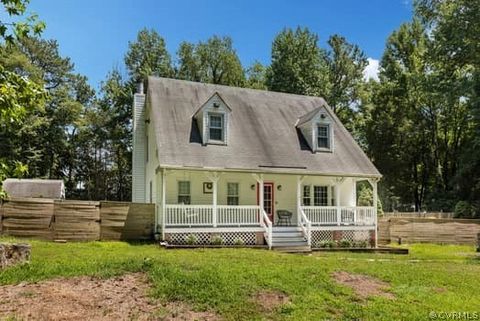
[
  {"xmin": 176, "ymin": 35, "xmax": 245, "ymax": 86},
  {"xmin": 124, "ymin": 28, "xmax": 174, "ymax": 83},
  {"xmin": 366, "ymin": 20, "xmax": 431, "ymax": 211},
  {"xmin": 324, "ymin": 35, "xmax": 368, "ymax": 127},
  {"xmin": 245, "ymin": 61, "xmax": 267, "ymax": 90},
  {"xmin": 266, "ymin": 27, "xmax": 329, "ymax": 96},
  {"xmin": 0, "ymin": 0, "xmax": 46, "ymax": 197}
]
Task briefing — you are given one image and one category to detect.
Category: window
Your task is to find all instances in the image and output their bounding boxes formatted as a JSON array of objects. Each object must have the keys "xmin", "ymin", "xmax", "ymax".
[
  {"xmin": 227, "ymin": 183, "xmax": 239, "ymax": 205},
  {"xmin": 302, "ymin": 185, "xmax": 311, "ymax": 206},
  {"xmin": 178, "ymin": 181, "xmax": 191, "ymax": 204},
  {"xmin": 208, "ymin": 113, "xmax": 224, "ymax": 141},
  {"xmin": 313, "ymin": 186, "xmax": 328, "ymax": 206},
  {"xmin": 317, "ymin": 124, "xmax": 330, "ymax": 149}
]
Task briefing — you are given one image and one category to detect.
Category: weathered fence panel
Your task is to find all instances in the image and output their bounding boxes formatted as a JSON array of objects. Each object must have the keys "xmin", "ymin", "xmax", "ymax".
[
  {"xmin": 121, "ymin": 203, "xmax": 155, "ymax": 240},
  {"xmin": 384, "ymin": 212, "xmax": 454, "ymax": 219},
  {"xmin": 100, "ymin": 201, "xmax": 130, "ymax": 240},
  {"xmin": 379, "ymin": 217, "xmax": 480, "ymax": 245},
  {"xmin": 53, "ymin": 200, "xmax": 100, "ymax": 241},
  {"xmin": 0, "ymin": 198, "xmax": 54, "ymax": 239}
]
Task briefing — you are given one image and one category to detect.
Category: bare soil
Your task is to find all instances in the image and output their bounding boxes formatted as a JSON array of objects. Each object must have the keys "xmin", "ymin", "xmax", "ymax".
[
  {"xmin": 253, "ymin": 290, "xmax": 290, "ymax": 312},
  {"xmin": 0, "ymin": 273, "xmax": 220, "ymax": 321},
  {"xmin": 332, "ymin": 271, "xmax": 395, "ymax": 300}
]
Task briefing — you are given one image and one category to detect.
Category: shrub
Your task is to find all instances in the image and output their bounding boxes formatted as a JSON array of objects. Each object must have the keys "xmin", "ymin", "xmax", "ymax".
[
  {"xmin": 185, "ymin": 234, "xmax": 197, "ymax": 245},
  {"xmin": 211, "ymin": 235, "xmax": 223, "ymax": 245},
  {"xmin": 355, "ymin": 241, "xmax": 368, "ymax": 248},
  {"xmin": 338, "ymin": 240, "xmax": 352, "ymax": 248},
  {"xmin": 233, "ymin": 238, "xmax": 245, "ymax": 246},
  {"xmin": 454, "ymin": 201, "xmax": 473, "ymax": 218},
  {"xmin": 316, "ymin": 240, "xmax": 336, "ymax": 248}
]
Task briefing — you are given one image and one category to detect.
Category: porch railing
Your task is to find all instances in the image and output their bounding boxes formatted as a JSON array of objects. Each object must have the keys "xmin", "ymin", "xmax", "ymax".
[
  {"xmin": 165, "ymin": 204, "xmax": 262, "ymax": 227},
  {"xmin": 299, "ymin": 207, "xmax": 312, "ymax": 246},
  {"xmin": 260, "ymin": 208, "xmax": 272, "ymax": 249},
  {"xmin": 302, "ymin": 206, "xmax": 375, "ymax": 226}
]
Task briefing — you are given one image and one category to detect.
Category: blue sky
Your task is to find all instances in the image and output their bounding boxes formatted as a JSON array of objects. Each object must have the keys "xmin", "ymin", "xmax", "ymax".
[{"xmin": 26, "ymin": 0, "xmax": 413, "ymax": 88}]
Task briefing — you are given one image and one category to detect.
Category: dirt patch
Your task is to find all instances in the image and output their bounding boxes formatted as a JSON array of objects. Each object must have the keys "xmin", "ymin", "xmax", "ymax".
[
  {"xmin": 0, "ymin": 273, "xmax": 220, "ymax": 321},
  {"xmin": 332, "ymin": 271, "xmax": 395, "ymax": 300},
  {"xmin": 253, "ymin": 290, "xmax": 290, "ymax": 312}
]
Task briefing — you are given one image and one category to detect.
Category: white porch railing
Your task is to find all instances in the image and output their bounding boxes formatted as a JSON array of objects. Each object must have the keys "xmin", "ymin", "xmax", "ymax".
[
  {"xmin": 299, "ymin": 207, "xmax": 312, "ymax": 246},
  {"xmin": 260, "ymin": 208, "xmax": 273, "ymax": 249},
  {"xmin": 165, "ymin": 204, "xmax": 262, "ymax": 227},
  {"xmin": 302, "ymin": 206, "xmax": 375, "ymax": 226}
]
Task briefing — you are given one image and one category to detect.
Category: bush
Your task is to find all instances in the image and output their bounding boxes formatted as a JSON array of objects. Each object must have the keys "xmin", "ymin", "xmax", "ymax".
[
  {"xmin": 185, "ymin": 234, "xmax": 197, "ymax": 245},
  {"xmin": 211, "ymin": 236, "xmax": 223, "ymax": 245},
  {"xmin": 454, "ymin": 201, "xmax": 474, "ymax": 218},
  {"xmin": 316, "ymin": 240, "xmax": 336, "ymax": 248},
  {"xmin": 338, "ymin": 240, "xmax": 352, "ymax": 248},
  {"xmin": 233, "ymin": 238, "xmax": 245, "ymax": 246}
]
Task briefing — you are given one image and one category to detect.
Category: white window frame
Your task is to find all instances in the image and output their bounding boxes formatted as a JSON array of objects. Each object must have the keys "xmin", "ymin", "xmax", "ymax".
[
  {"xmin": 316, "ymin": 123, "xmax": 332, "ymax": 151},
  {"xmin": 207, "ymin": 112, "xmax": 225, "ymax": 144},
  {"xmin": 302, "ymin": 185, "xmax": 329, "ymax": 206},
  {"xmin": 177, "ymin": 181, "xmax": 191, "ymax": 204},
  {"xmin": 227, "ymin": 182, "xmax": 239, "ymax": 205}
]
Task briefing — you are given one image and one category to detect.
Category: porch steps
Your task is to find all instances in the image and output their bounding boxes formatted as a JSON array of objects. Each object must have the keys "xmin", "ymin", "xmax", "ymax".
[{"xmin": 270, "ymin": 227, "xmax": 311, "ymax": 253}]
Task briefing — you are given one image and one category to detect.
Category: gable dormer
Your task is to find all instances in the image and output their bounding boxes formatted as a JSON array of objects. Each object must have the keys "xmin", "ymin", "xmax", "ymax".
[
  {"xmin": 296, "ymin": 106, "xmax": 334, "ymax": 153},
  {"xmin": 193, "ymin": 93, "xmax": 231, "ymax": 145}
]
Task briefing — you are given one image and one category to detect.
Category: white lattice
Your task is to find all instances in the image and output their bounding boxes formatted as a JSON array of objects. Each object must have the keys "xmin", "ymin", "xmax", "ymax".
[
  {"xmin": 220, "ymin": 232, "xmax": 257, "ymax": 245},
  {"xmin": 167, "ymin": 232, "xmax": 257, "ymax": 246},
  {"xmin": 311, "ymin": 229, "xmax": 372, "ymax": 248}
]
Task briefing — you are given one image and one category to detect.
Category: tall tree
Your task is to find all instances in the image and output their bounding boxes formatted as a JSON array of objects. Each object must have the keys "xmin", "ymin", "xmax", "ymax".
[
  {"xmin": 366, "ymin": 20, "xmax": 431, "ymax": 211},
  {"xmin": 176, "ymin": 36, "xmax": 245, "ymax": 86},
  {"xmin": 124, "ymin": 28, "xmax": 174, "ymax": 83},
  {"xmin": 324, "ymin": 35, "xmax": 368, "ymax": 127},
  {"xmin": 245, "ymin": 61, "xmax": 267, "ymax": 90},
  {"xmin": 266, "ymin": 27, "xmax": 329, "ymax": 96}
]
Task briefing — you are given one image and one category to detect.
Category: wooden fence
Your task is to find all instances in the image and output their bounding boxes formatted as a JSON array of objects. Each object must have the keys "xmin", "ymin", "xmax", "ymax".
[
  {"xmin": 0, "ymin": 198, "xmax": 155, "ymax": 241},
  {"xmin": 383, "ymin": 212, "xmax": 454, "ymax": 219},
  {"xmin": 378, "ymin": 217, "xmax": 480, "ymax": 245}
]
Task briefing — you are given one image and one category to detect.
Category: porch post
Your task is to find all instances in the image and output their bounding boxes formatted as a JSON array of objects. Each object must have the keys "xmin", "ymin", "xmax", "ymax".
[
  {"xmin": 333, "ymin": 177, "xmax": 345, "ymax": 226},
  {"xmin": 161, "ymin": 169, "xmax": 167, "ymax": 240},
  {"xmin": 252, "ymin": 173, "xmax": 264, "ymax": 218},
  {"xmin": 296, "ymin": 176, "xmax": 304, "ymax": 226},
  {"xmin": 206, "ymin": 172, "xmax": 220, "ymax": 228},
  {"xmin": 372, "ymin": 179, "xmax": 378, "ymax": 248}
]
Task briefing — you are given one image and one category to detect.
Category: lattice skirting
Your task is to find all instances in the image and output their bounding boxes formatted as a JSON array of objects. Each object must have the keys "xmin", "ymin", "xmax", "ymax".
[
  {"xmin": 311, "ymin": 229, "xmax": 374, "ymax": 248},
  {"xmin": 166, "ymin": 232, "xmax": 258, "ymax": 245}
]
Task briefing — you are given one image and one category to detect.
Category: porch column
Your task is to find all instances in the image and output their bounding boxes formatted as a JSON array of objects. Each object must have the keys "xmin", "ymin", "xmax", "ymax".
[
  {"xmin": 252, "ymin": 174, "xmax": 264, "ymax": 219},
  {"xmin": 333, "ymin": 177, "xmax": 345, "ymax": 226},
  {"xmin": 368, "ymin": 178, "xmax": 379, "ymax": 248},
  {"xmin": 206, "ymin": 172, "xmax": 220, "ymax": 227},
  {"xmin": 161, "ymin": 169, "xmax": 167, "ymax": 240},
  {"xmin": 296, "ymin": 176, "xmax": 304, "ymax": 226}
]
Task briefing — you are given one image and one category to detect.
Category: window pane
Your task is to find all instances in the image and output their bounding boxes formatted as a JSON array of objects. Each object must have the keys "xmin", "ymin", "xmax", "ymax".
[
  {"xmin": 178, "ymin": 181, "xmax": 190, "ymax": 195},
  {"xmin": 227, "ymin": 183, "xmax": 238, "ymax": 196},
  {"xmin": 209, "ymin": 115, "xmax": 222, "ymax": 128},
  {"xmin": 178, "ymin": 195, "xmax": 191, "ymax": 204},
  {"xmin": 227, "ymin": 196, "xmax": 239, "ymax": 205},
  {"xmin": 317, "ymin": 125, "xmax": 330, "ymax": 149},
  {"xmin": 313, "ymin": 186, "xmax": 328, "ymax": 206},
  {"xmin": 302, "ymin": 185, "xmax": 311, "ymax": 206},
  {"xmin": 209, "ymin": 128, "xmax": 223, "ymax": 140}
]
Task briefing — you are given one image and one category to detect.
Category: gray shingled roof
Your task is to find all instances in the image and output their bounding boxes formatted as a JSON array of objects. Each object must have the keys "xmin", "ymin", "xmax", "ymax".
[
  {"xmin": 3, "ymin": 179, "xmax": 65, "ymax": 199},
  {"xmin": 148, "ymin": 77, "xmax": 381, "ymax": 177}
]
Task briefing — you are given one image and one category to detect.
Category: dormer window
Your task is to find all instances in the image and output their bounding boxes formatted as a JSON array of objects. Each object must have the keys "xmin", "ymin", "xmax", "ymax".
[
  {"xmin": 296, "ymin": 106, "xmax": 334, "ymax": 153},
  {"xmin": 208, "ymin": 113, "xmax": 224, "ymax": 142},
  {"xmin": 193, "ymin": 92, "xmax": 231, "ymax": 146},
  {"xmin": 317, "ymin": 124, "xmax": 330, "ymax": 149}
]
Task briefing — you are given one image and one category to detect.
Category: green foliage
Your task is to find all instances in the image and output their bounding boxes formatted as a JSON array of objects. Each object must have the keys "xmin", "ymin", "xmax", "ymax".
[
  {"xmin": 0, "ymin": 0, "xmax": 45, "ymax": 44},
  {"xmin": 176, "ymin": 35, "xmax": 245, "ymax": 86},
  {"xmin": 245, "ymin": 61, "xmax": 267, "ymax": 90},
  {"xmin": 210, "ymin": 235, "xmax": 223, "ymax": 245},
  {"xmin": 186, "ymin": 234, "xmax": 197, "ymax": 245},
  {"xmin": 454, "ymin": 201, "xmax": 474, "ymax": 219},
  {"xmin": 267, "ymin": 27, "xmax": 329, "ymax": 96},
  {"xmin": 124, "ymin": 28, "xmax": 174, "ymax": 82}
]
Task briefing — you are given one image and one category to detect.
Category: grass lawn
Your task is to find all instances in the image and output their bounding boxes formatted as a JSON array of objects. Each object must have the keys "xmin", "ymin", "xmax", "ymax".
[{"xmin": 1, "ymin": 237, "xmax": 479, "ymax": 320}]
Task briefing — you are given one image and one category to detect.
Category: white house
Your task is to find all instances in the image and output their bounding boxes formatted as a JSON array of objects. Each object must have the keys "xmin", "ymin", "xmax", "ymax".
[{"xmin": 132, "ymin": 77, "xmax": 381, "ymax": 250}]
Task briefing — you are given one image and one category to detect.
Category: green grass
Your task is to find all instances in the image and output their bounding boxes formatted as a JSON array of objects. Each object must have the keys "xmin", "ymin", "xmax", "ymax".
[{"xmin": 1, "ymin": 237, "xmax": 479, "ymax": 320}]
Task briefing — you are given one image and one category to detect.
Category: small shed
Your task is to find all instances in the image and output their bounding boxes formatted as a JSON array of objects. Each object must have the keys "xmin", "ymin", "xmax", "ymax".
[{"xmin": 2, "ymin": 179, "xmax": 65, "ymax": 199}]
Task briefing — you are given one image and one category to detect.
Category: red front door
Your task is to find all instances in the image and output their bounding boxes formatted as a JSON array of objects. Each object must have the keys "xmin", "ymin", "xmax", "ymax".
[{"xmin": 258, "ymin": 183, "xmax": 274, "ymax": 222}]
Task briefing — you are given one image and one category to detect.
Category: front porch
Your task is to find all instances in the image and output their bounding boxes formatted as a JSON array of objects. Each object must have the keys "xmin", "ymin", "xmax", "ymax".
[{"xmin": 156, "ymin": 169, "xmax": 378, "ymax": 249}]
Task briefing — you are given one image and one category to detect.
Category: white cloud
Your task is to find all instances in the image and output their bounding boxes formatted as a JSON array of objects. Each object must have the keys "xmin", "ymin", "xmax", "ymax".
[{"xmin": 363, "ymin": 58, "xmax": 380, "ymax": 81}]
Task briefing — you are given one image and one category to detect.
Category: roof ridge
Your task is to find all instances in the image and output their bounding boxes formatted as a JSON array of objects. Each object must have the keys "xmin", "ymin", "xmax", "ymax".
[{"xmin": 147, "ymin": 76, "xmax": 327, "ymax": 102}]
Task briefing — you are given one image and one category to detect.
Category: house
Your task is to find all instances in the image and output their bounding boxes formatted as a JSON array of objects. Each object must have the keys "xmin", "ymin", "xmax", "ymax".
[
  {"xmin": 2, "ymin": 178, "xmax": 65, "ymax": 199},
  {"xmin": 132, "ymin": 77, "xmax": 381, "ymax": 250}
]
